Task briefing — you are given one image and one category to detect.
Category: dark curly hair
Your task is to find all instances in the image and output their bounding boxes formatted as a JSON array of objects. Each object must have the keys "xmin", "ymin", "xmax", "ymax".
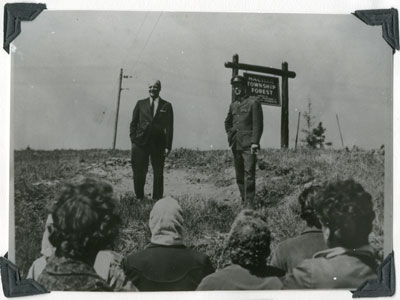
[
  {"xmin": 226, "ymin": 210, "xmax": 271, "ymax": 270},
  {"xmin": 48, "ymin": 178, "xmax": 121, "ymax": 264},
  {"xmin": 298, "ymin": 184, "xmax": 322, "ymax": 229},
  {"xmin": 314, "ymin": 179, "xmax": 375, "ymax": 249}
]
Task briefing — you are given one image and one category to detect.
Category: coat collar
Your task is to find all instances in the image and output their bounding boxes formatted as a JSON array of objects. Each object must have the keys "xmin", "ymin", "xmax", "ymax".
[
  {"xmin": 146, "ymin": 242, "xmax": 186, "ymax": 249},
  {"xmin": 301, "ymin": 226, "xmax": 322, "ymax": 235},
  {"xmin": 234, "ymin": 95, "xmax": 250, "ymax": 108},
  {"xmin": 313, "ymin": 245, "xmax": 375, "ymax": 259},
  {"xmin": 44, "ymin": 255, "xmax": 99, "ymax": 277}
]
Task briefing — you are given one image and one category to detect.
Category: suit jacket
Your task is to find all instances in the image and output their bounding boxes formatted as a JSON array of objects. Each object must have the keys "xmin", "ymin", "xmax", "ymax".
[
  {"xmin": 130, "ymin": 97, "xmax": 173, "ymax": 150},
  {"xmin": 224, "ymin": 96, "xmax": 263, "ymax": 150}
]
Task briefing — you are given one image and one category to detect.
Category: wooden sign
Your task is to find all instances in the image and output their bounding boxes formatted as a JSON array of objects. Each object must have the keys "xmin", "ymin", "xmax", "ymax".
[
  {"xmin": 244, "ymin": 72, "xmax": 280, "ymax": 106},
  {"xmin": 225, "ymin": 56, "xmax": 295, "ymax": 148}
]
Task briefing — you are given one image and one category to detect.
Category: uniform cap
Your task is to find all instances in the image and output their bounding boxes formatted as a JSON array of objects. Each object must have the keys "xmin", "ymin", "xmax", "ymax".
[{"xmin": 231, "ymin": 75, "xmax": 247, "ymax": 85}]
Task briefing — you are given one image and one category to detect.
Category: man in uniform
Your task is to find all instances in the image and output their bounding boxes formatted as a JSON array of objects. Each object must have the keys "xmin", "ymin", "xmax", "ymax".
[
  {"xmin": 224, "ymin": 75, "xmax": 263, "ymax": 207},
  {"xmin": 130, "ymin": 80, "xmax": 173, "ymax": 200}
]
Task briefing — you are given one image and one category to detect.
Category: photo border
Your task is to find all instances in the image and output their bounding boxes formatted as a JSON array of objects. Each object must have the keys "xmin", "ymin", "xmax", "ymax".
[{"xmin": 1, "ymin": 1, "xmax": 399, "ymax": 299}]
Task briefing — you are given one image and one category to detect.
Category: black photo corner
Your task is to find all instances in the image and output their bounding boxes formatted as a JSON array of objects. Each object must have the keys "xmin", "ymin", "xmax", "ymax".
[
  {"xmin": 1, "ymin": 253, "xmax": 49, "ymax": 297},
  {"xmin": 3, "ymin": 2, "xmax": 46, "ymax": 53},
  {"xmin": 0, "ymin": 3, "xmax": 398, "ymax": 298}
]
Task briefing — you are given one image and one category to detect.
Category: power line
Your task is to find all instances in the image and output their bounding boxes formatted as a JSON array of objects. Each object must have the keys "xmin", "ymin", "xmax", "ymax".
[
  {"xmin": 119, "ymin": 12, "xmax": 149, "ymax": 68},
  {"xmin": 130, "ymin": 12, "xmax": 163, "ymax": 75}
]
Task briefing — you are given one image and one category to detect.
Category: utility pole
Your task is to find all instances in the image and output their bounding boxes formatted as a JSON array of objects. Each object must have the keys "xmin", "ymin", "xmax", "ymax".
[
  {"xmin": 336, "ymin": 113, "xmax": 345, "ymax": 148},
  {"xmin": 112, "ymin": 68, "xmax": 132, "ymax": 150}
]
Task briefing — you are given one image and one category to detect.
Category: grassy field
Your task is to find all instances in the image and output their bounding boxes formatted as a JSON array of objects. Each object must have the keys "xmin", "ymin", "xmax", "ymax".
[{"xmin": 13, "ymin": 148, "xmax": 385, "ymax": 277}]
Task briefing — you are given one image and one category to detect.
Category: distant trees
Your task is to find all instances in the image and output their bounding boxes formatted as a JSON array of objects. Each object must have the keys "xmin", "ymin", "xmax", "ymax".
[{"xmin": 301, "ymin": 99, "xmax": 328, "ymax": 149}]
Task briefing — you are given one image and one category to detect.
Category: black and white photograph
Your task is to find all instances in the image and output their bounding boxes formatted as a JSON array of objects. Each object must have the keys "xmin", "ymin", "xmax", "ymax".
[{"xmin": 0, "ymin": 0, "xmax": 398, "ymax": 299}]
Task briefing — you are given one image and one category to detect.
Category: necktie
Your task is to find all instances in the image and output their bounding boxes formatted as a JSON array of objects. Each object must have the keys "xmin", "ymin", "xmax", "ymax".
[{"xmin": 150, "ymin": 100, "xmax": 154, "ymax": 116}]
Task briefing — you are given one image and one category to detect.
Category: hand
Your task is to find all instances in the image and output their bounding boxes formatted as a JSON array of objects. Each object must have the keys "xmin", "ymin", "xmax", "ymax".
[
  {"xmin": 250, "ymin": 144, "xmax": 259, "ymax": 155},
  {"xmin": 164, "ymin": 148, "xmax": 171, "ymax": 157}
]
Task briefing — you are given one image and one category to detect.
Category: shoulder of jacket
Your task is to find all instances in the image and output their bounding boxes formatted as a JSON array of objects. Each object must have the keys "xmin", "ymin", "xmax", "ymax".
[
  {"xmin": 188, "ymin": 249, "xmax": 212, "ymax": 264},
  {"xmin": 125, "ymin": 249, "xmax": 146, "ymax": 262},
  {"xmin": 278, "ymin": 235, "xmax": 302, "ymax": 249},
  {"xmin": 160, "ymin": 98, "xmax": 172, "ymax": 105},
  {"xmin": 198, "ymin": 271, "xmax": 223, "ymax": 288},
  {"xmin": 282, "ymin": 259, "xmax": 314, "ymax": 289},
  {"xmin": 124, "ymin": 247, "xmax": 157, "ymax": 268}
]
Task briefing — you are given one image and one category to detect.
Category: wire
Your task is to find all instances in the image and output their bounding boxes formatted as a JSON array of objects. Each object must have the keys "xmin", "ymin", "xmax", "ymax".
[
  {"xmin": 130, "ymin": 11, "xmax": 163, "ymax": 75},
  {"xmin": 119, "ymin": 12, "xmax": 149, "ymax": 67}
]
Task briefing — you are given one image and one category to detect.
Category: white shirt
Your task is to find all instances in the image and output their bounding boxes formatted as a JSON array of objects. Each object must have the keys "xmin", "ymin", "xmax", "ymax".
[{"xmin": 150, "ymin": 97, "xmax": 159, "ymax": 117}]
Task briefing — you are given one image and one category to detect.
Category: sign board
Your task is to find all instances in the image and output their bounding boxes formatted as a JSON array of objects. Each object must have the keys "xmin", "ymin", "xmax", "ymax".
[{"xmin": 244, "ymin": 72, "xmax": 280, "ymax": 106}]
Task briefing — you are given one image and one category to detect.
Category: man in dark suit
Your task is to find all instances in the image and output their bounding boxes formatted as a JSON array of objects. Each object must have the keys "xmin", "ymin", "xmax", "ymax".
[
  {"xmin": 224, "ymin": 75, "xmax": 263, "ymax": 207},
  {"xmin": 130, "ymin": 80, "xmax": 173, "ymax": 200}
]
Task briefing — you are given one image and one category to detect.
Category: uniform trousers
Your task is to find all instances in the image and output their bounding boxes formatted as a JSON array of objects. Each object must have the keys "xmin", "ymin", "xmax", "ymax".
[
  {"xmin": 131, "ymin": 141, "xmax": 165, "ymax": 200},
  {"xmin": 232, "ymin": 148, "xmax": 256, "ymax": 207}
]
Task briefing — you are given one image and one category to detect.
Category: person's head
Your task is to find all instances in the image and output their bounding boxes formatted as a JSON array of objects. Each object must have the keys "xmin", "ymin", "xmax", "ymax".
[
  {"xmin": 48, "ymin": 178, "xmax": 121, "ymax": 265},
  {"xmin": 149, "ymin": 196, "xmax": 184, "ymax": 246},
  {"xmin": 314, "ymin": 179, "xmax": 375, "ymax": 249},
  {"xmin": 298, "ymin": 184, "xmax": 322, "ymax": 229},
  {"xmin": 226, "ymin": 209, "xmax": 271, "ymax": 270},
  {"xmin": 231, "ymin": 75, "xmax": 247, "ymax": 98},
  {"xmin": 148, "ymin": 80, "xmax": 161, "ymax": 99}
]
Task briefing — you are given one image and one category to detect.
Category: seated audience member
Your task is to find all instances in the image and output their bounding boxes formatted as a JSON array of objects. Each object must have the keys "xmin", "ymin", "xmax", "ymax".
[
  {"xmin": 123, "ymin": 196, "xmax": 214, "ymax": 291},
  {"xmin": 29, "ymin": 213, "xmax": 134, "ymax": 290},
  {"xmin": 283, "ymin": 179, "xmax": 378, "ymax": 289},
  {"xmin": 270, "ymin": 184, "xmax": 327, "ymax": 272},
  {"xmin": 27, "ymin": 215, "xmax": 55, "ymax": 280},
  {"xmin": 197, "ymin": 210, "xmax": 285, "ymax": 290},
  {"xmin": 94, "ymin": 250, "xmax": 138, "ymax": 291},
  {"xmin": 37, "ymin": 178, "xmax": 123, "ymax": 291}
]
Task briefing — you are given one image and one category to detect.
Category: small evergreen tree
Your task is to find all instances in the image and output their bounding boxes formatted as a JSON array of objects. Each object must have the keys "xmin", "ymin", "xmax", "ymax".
[
  {"xmin": 301, "ymin": 99, "xmax": 327, "ymax": 149},
  {"xmin": 311, "ymin": 122, "xmax": 326, "ymax": 149}
]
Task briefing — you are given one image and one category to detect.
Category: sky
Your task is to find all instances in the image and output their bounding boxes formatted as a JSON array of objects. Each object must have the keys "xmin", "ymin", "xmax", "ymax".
[{"xmin": 11, "ymin": 11, "xmax": 393, "ymax": 150}]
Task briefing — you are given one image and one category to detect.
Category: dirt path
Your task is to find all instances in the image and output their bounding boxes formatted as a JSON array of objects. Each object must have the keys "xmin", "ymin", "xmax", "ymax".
[{"xmin": 81, "ymin": 161, "xmax": 241, "ymax": 201}]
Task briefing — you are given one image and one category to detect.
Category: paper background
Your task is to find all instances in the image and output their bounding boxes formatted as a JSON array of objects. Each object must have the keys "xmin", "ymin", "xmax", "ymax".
[{"xmin": 1, "ymin": 1, "xmax": 399, "ymax": 299}]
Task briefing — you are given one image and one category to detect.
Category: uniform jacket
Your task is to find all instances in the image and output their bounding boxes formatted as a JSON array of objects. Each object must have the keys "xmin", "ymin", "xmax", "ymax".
[
  {"xmin": 122, "ymin": 243, "xmax": 215, "ymax": 291},
  {"xmin": 224, "ymin": 96, "xmax": 263, "ymax": 150},
  {"xmin": 196, "ymin": 264, "xmax": 284, "ymax": 291},
  {"xmin": 270, "ymin": 227, "xmax": 327, "ymax": 272},
  {"xmin": 130, "ymin": 97, "xmax": 173, "ymax": 150},
  {"xmin": 283, "ymin": 245, "xmax": 378, "ymax": 289},
  {"xmin": 37, "ymin": 256, "xmax": 112, "ymax": 291}
]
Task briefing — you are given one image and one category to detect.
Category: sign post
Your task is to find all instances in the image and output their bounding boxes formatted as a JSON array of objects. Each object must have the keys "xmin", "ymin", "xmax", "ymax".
[
  {"xmin": 225, "ymin": 55, "xmax": 296, "ymax": 148},
  {"xmin": 231, "ymin": 54, "xmax": 239, "ymax": 103},
  {"xmin": 281, "ymin": 62, "xmax": 289, "ymax": 148}
]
